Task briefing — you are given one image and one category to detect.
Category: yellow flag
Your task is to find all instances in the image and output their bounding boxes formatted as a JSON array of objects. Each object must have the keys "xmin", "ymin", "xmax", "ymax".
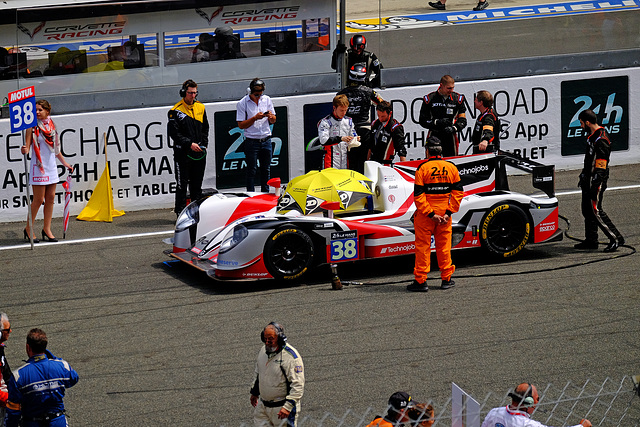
[{"xmin": 77, "ymin": 162, "xmax": 125, "ymax": 222}]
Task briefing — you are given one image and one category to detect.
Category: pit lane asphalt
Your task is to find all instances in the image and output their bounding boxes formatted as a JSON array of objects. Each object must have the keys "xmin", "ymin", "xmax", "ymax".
[{"xmin": 0, "ymin": 165, "xmax": 638, "ymax": 426}]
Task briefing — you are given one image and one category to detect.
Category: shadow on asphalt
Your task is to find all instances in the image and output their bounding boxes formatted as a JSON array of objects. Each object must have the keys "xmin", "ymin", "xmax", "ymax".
[
  {"xmin": 153, "ymin": 238, "xmax": 635, "ymax": 295},
  {"xmin": 153, "ymin": 247, "xmax": 553, "ymax": 294}
]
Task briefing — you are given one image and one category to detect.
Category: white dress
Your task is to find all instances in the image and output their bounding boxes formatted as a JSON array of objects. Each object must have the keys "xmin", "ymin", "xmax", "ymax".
[{"xmin": 29, "ymin": 129, "xmax": 59, "ymax": 186}]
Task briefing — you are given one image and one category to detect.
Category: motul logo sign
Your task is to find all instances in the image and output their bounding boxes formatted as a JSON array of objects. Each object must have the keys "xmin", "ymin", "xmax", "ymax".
[{"xmin": 8, "ymin": 86, "xmax": 35, "ymax": 103}]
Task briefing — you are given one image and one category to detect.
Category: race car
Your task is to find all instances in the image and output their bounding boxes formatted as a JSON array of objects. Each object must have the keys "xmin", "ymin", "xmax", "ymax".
[{"xmin": 166, "ymin": 151, "xmax": 562, "ymax": 281}]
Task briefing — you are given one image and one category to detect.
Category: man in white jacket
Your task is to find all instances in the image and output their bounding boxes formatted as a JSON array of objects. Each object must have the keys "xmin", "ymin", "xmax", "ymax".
[
  {"xmin": 317, "ymin": 94, "xmax": 360, "ymax": 170},
  {"xmin": 482, "ymin": 383, "xmax": 591, "ymax": 427},
  {"xmin": 250, "ymin": 322, "xmax": 304, "ymax": 427}
]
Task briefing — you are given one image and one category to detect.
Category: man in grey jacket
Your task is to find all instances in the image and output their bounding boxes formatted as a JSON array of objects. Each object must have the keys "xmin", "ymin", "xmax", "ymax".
[{"xmin": 250, "ymin": 322, "xmax": 304, "ymax": 427}]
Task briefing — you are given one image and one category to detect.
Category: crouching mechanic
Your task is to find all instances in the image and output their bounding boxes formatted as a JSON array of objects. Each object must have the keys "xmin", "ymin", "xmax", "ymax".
[
  {"xmin": 482, "ymin": 383, "xmax": 591, "ymax": 427},
  {"xmin": 250, "ymin": 322, "xmax": 304, "ymax": 427},
  {"xmin": 6, "ymin": 328, "xmax": 79, "ymax": 427},
  {"xmin": 408, "ymin": 136, "xmax": 464, "ymax": 292}
]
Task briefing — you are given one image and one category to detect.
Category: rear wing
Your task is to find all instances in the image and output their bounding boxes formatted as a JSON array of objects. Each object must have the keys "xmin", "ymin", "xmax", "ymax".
[{"xmin": 497, "ymin": 150, "xmax": 555, "ymax": 198}]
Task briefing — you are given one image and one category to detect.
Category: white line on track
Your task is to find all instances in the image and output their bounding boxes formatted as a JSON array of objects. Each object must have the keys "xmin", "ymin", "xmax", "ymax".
[
  {"xmin": 0, "ymin": 230, "xmax": 173, "ymax": 252},
  {"xmin": 554, "ymin": 183, "xmax": 640, "ymax": 197},
  {"xmin": 2, "ymin": 184, "xmax": 639, "ymax": 252}
]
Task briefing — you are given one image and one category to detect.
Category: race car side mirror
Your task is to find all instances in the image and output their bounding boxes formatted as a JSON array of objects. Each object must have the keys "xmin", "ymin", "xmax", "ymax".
[
  {"xmin": 321, "ymin": 201, "xmax": 342, "ymax": 219},
  {"xmin": 267, "ymin": 178, "xmax": 282, "ymax": 197}
]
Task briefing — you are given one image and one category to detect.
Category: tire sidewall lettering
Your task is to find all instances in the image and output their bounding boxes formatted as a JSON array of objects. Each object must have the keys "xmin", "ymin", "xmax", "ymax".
[
  {"xmin": 503, "ymin": 223, "xmax": 530, "ymax": 257},
  {"xmin": 283, "ymin": 267, "xmax": 308, "ymax": 280},
  {"xmin": 481, "ymin": 204, "xmax": 530, "ymax": 258},
  {"xmin": 481, "ymin": 204, "xmax": 507, "ymax": 240},
  {"xmin": 272, "ymin": 228, "xmax": 296, "ymax": 241}
]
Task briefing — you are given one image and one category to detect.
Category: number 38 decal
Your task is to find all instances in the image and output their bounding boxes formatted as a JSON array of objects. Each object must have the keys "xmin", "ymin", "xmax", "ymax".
[{"xmin": 328, "ymin": 231, "xmax": 359, "ymax": 262}]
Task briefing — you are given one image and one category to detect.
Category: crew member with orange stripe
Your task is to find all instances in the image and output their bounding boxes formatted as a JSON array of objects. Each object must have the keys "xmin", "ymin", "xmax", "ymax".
[
  {"xmin": 574, "ymin": 109, "xmax": 624, "ymax": 252},
  {"xmin": 408, "ymin": 136, "xmax": 464, "ymax": 292},
  {"xmin": 471, "ymin": 90, "xmax": 500, "ymax": 154}
]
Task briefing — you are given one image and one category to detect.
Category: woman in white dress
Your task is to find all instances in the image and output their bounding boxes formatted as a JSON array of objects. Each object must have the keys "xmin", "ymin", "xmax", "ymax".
[{"xmin": 20, "ymin": 99, "xmax": 73, "ymax": 242}]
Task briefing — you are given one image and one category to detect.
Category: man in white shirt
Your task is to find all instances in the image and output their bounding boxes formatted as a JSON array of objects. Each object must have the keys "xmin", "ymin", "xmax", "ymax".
[
  {"xmin": 237, "ymin": 78, "xmax": 276, "ymax": 192},
  {"xmin": 482, "ymin": 383, "xmax": 591, "ymax": 427}
]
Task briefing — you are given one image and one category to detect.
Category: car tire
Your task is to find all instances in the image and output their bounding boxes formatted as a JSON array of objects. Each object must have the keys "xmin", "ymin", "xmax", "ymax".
[
  {"xmin": 264, "ymin": 228, "xmax": 314, "ymax": 280},
  {"xmin": 480, "ymin": 203, "xmax": 530, "ymax": 258}
]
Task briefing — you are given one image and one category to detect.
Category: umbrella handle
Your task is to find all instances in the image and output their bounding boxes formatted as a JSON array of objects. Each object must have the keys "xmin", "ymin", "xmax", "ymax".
[{"xmin": 23, "ymin": 152, "xmax": 34, "ymax": 250}]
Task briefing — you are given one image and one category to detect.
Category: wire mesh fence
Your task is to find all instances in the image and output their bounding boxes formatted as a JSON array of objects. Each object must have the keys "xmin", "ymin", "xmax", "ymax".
[{"xmin": 246, "ymin": 376, "xmax": 640, "ymax": 427}]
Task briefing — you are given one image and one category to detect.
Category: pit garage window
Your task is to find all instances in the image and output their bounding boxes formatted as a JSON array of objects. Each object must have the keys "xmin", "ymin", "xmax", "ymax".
[
  {"xmin": 164, "ymin": 17, "xmax": 330, "ymax": 66},
  {"xmin": 0, "ymin": 33, "xmax": 158, "ymax": 80}
]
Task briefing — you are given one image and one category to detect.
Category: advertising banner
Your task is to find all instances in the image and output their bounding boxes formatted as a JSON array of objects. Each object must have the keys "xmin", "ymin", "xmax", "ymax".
[
  {"xmin": 214, "ymin": 106, "xmax": 289, "ymax": 190},
  {"xmin": 1, "ymin": 67, "xmax": 638, "ymax": 223},
  {"xmin": 302, "ymin": 102, "xmax": 332, "ymax": 172},
  {"xmin": 560, "ymin": 75, "xmax": 628, "ymax": 156}
]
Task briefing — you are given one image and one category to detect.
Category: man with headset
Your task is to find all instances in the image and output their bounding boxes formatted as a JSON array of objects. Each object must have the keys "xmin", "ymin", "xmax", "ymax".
[
  {"xmin": 237, "ymin": 78, "xmax": 276, "ymax": 192},
  {"xmin": 250, "ymin": 322, "xmax": 304, "ymax": 427},
  {"xmin": 168, "ymin": 79, "xmax": 209, "ymax": 216},
  {"xmin": 481, "ymin": 383, "xmax": 591, "ymax": 427}
]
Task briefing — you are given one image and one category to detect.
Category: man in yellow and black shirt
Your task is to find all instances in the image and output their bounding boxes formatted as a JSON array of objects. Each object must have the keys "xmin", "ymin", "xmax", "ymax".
[{"xmin": 168, "ymin": 79, "xmax": 209, "ymax": 216}]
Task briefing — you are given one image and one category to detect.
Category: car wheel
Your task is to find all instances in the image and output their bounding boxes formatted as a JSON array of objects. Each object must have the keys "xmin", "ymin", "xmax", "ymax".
[
  {"xmin": 480, "ymin": 204, "xmax": 530, "ymax": 258},
  {"xmin": 264, "ymin": 228, "xmax": 314, "ymax": 280}
]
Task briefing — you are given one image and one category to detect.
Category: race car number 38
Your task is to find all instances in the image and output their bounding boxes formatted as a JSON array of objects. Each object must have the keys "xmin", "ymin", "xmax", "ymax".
[{"xmin": 329, "ymin": 231, "xmax": 358, "ymax": 262}]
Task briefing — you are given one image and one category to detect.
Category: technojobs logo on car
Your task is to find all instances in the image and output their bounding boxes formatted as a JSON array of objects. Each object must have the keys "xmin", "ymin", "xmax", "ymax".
[{"xmin": 560, "ymin": 76, "xmax": 628, "ymax": 156}]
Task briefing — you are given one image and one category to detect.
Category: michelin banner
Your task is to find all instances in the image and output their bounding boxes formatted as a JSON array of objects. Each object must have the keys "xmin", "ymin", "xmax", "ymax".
[{"xmin": 0, "ymin": 67, "xmax": 637, "ymax": 222}]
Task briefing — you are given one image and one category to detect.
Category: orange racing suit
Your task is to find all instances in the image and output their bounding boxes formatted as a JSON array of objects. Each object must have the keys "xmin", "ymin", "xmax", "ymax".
[{"xmin": 413, "ymin": 156, "xmax": 464, "ymax": 283}]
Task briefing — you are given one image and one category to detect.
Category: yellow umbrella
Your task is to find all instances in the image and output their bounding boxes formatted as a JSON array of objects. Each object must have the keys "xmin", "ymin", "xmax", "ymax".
[{"xmin": 277, "ymin": 168, "xmax": 373, "ymax": 215}]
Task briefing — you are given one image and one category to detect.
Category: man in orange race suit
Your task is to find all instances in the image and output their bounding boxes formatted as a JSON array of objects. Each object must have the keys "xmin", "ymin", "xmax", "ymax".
[{"xmin": 408, "ymin": 136, "xmax": 464, "ymax": 292}]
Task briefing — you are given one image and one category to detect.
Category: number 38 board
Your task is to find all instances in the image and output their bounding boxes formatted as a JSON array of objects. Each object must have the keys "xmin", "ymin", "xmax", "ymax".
[{"xmin": 328, "ymin": 230, "xmax": 359, "ymax": 263}]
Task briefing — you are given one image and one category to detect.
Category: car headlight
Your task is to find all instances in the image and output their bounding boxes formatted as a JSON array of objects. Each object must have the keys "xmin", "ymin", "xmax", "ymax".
[
  {"xmin": 175, "ymin": 202, "xmax": 201, "ymax": 232},
  {"xmin": 219, "ymin": 225, "xmax": 249, "ymax": 254}
]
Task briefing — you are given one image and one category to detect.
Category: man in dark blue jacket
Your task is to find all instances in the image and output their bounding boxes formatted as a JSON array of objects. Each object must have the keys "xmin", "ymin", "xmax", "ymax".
[{"xmin": 6, "ymin": 328, "xmax": 79, "ymax": 427}]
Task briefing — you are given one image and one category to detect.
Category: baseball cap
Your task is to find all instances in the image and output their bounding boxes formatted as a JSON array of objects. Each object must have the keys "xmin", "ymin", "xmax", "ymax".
[
  {"xmin": 425, "ymin": 136, "xmax": 441, "ymax": 148},
  {"xmin": 388, "ymin": 391, "xmax": 412, "ymax": 410}
]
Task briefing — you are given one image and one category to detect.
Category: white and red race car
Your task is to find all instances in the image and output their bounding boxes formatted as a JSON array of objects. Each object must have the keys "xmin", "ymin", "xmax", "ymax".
[{"xmin": 167, "ymin": 152, "xmax": 562, "ymax": 281}]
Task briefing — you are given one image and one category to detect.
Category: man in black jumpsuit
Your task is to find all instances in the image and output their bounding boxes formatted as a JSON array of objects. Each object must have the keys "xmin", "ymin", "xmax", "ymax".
[
  {"xmin": 419, "ymin": 75, "xmax": 467, "ymax": 157},
  {"xmin": 574, "ymin": 108, "xmax": 624, "ymax": 252},
  {"xmin": 369, "ymin": 101, "xmax": 407, "ymax": 165},
  {"xmin": 331, "ymin": 34, "xmax": 383, "ymax": 88},
  {"xmin": 471, "ymin": 90, "xmax": 500, "ymax": 154},
  {"xmin": 336, "ymin": 63, "xmax": 383, "ymax": 173},
  {"xmin": 168, "ymin": 79, "xmax": 209, "ymax": 216}
]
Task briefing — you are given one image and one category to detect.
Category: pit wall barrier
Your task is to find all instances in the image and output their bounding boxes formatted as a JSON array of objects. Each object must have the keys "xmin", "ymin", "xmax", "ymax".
[{"xmin": 1, "ymin": 67, "xmax": 637, "ymax": 222}]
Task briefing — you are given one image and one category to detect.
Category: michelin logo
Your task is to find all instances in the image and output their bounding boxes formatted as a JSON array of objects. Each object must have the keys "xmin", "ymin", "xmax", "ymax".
[
  {"xmin": 458, "ymin": 164, "xmax": 489, "ymax": 176},
  {"xmin": 380, "ymin": 243, "xmax": 415, "ymax": 254}
]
